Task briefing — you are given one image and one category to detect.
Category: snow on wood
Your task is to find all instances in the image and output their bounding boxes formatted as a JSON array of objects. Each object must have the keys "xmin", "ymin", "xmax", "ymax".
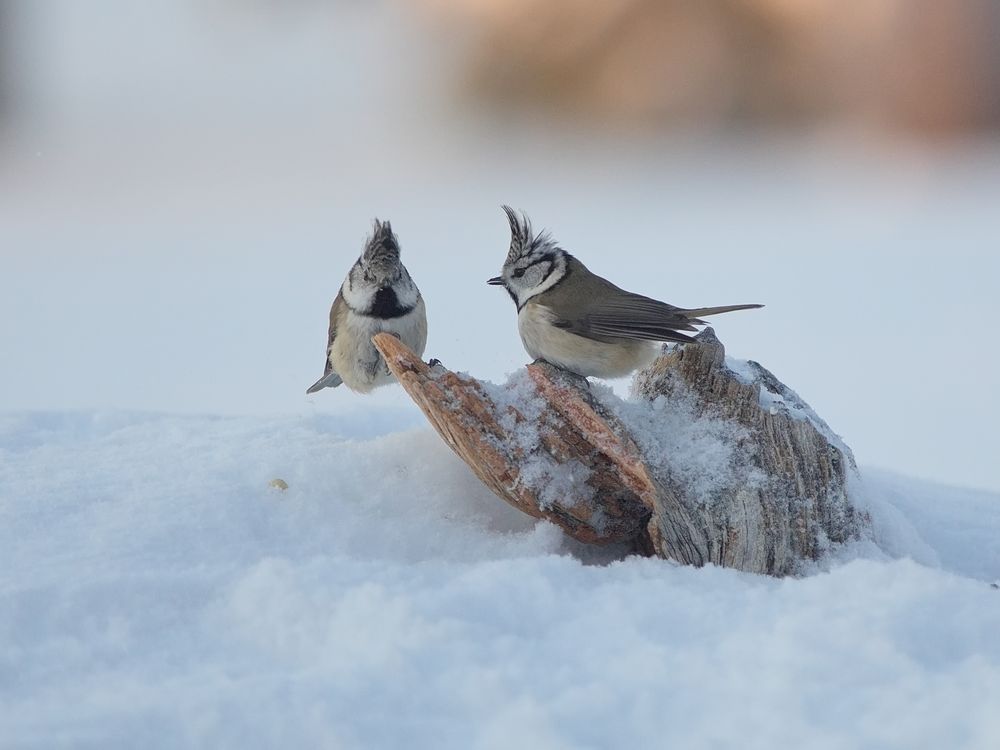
[{"xmin": 373, "ymin": 329, "xmax": 870, "ymax": 575}]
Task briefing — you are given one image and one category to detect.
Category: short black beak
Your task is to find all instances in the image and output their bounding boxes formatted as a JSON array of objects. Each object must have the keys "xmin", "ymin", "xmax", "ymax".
[{"xmin": 487, "ymin": 276, "xmax": 504, "ymax": 286}]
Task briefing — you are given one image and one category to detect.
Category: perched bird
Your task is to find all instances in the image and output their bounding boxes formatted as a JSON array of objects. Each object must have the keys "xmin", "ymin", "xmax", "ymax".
[
  {"xmin": 306, "ymin": 219, "xmax": 427, "ymax": 394},
  {"xmin": 487, "ymin": 206, "xmax": 762, "ymax": 379}
]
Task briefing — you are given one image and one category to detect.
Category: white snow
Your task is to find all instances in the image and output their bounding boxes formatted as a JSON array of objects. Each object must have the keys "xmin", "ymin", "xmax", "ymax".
[
  {"xmin": 600, "ymin": 378, "xmax": 764, "ymax": 506},
  {"xmin": 2, "ymin": 408, "xmax": 1000, "ymax": 749},
  {"xmin": 481, "ymin": 371, "xmax": 596, "ymax": 512}
]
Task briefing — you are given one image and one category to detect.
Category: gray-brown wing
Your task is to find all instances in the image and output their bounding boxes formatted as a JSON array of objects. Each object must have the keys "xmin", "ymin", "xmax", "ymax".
[
  {"xmin": 549, "ymin": 288, "xmax": 701, "ymax": 344},
  {"xmin": 543, "ymin": 257, "xmax": 762, "ymax": 344},
  {"xmin": 305, "ymin": 293, "xmax": 344, "ymax": 393},
  {"xmin": 322, "ymin": 293, "xmax": 341, "ymax": 377}
]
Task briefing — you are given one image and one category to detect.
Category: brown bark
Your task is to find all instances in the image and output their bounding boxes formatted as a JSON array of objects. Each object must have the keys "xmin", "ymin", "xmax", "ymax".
[{"xmin": 373, "ymin": 329, "xmax": 868, "ymax": 576}]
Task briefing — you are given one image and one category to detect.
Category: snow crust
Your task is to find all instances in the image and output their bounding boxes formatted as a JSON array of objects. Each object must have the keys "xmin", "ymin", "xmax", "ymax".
[{"xmin": 2, "ymin": 409, "xmax": 999, "ymax": 749}]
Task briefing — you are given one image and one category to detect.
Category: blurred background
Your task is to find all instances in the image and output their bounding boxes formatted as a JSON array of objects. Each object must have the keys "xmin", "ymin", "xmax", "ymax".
[{"xmin": 1, "ymin": 0, "xmax": 998, "ymax": 491}]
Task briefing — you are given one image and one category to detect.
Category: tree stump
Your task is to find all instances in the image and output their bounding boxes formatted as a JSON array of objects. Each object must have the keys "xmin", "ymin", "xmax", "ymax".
[{"xmin": 372, "ymin": 329, "xmax": 869, "ymax": 576}]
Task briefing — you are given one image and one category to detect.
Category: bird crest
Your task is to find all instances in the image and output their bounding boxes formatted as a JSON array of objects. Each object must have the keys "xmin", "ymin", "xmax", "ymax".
[
  {"xmin": 502, "ymin": 205, "xmax": 557, "ymax": 264},
  {"xmin": 365, "ymin": 218, "xmax": 400, "ymax": 258}
]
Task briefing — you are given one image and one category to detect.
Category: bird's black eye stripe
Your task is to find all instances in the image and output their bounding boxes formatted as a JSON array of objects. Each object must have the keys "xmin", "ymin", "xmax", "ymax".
[{"xmin": 512, "ymin": 268, "xmax": 526, "ymax": 278}]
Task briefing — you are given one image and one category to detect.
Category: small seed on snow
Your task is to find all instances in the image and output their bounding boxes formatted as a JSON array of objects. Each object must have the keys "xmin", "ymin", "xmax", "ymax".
[{"xmin": 268, "ymin": 478, "xmax": 289, "ymax": 491}]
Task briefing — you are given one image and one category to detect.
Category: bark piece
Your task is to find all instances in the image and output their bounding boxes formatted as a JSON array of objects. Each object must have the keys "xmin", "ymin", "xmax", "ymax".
[
  {"xmin": 372, "ymin": 329, "xmax": 868, "ymax": 575},
  {"xmin": 632, "ymin": 328, "xmax": 866, "ymax": 574},
  {"xmin": 372, "ymin": 333, "xmax": 652, "ymax": 546}
]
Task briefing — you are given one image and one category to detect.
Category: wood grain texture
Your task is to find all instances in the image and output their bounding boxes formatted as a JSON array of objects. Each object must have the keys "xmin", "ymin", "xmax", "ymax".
[{"xmin": 372, "ymin": 329, "xmax": 868, "ymax": 575}]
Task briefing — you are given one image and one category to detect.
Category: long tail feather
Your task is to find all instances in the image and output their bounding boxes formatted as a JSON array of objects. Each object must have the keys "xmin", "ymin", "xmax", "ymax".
[
  {"xmin": 305, "ymin": 372, "xmax": 343, "ymax": 394},
  {"xmin": 682, "ymin": 303, "xmax": 763, "ymax": 319}
]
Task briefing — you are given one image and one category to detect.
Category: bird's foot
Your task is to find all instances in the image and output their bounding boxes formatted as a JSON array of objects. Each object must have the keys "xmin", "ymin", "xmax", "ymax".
[{"xmin": 530, "ymin": 359, "xmax": 591, "ymax": 389}]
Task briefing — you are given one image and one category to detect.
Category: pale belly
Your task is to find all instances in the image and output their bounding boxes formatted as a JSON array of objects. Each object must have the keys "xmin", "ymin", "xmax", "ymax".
[
  {"xmin": 330, "ymin": 302, "xmax": 427, "ymax": 393},
  {"xmin": 517, "ymin": 305, "xmax": 658, "ymax": 379}
]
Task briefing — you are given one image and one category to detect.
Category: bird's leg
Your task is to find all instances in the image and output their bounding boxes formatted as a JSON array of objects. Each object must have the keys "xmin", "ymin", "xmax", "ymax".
[
  {"xmin": 562, "ymin": 369, "xmax": 591, "ymax": 390},
  {"xmin": 531, "ymin": 358, "xmax": 591, "ymax": 389}
]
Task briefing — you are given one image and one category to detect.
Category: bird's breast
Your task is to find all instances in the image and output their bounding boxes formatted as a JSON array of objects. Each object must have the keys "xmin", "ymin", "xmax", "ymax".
[{"xmin": 517, "ymin": 303, "xmax": 657, "ymax": 378}]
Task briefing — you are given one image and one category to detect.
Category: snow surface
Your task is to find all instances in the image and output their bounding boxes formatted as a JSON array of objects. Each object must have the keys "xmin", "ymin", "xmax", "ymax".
[{"xmin": 2, "ymin": 408, "xmax": 999, "ymax": 749}]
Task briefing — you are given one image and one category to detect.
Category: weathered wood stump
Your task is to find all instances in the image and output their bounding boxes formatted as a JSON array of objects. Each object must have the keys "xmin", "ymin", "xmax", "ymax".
[{"xmin": 373, "ymin": 329, "xmax": 869, "ymax": 576}]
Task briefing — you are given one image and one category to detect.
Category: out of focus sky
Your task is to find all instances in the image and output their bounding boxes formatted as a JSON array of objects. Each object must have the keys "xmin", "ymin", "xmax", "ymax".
[{"xmin": 1, "ymin": 0, "xmax": 998, "ymax": 492}]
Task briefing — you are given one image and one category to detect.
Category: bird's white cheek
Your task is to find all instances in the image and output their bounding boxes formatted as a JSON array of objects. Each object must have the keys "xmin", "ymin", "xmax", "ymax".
[
  {"xmin": 513, "ymin": 260, "xmax": 566, "ymax": 306},
  {"xmin": 394, "ymin": 278, "xmax": 420, "ymax": 309},
  {"xmin": 341, "ymin": 278, "xmax": 373, "ymax": 311}
]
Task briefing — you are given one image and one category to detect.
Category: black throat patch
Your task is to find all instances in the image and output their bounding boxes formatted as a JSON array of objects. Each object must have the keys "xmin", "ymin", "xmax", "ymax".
[{"xmin": 367, "ymin": 287, "xmax": 414, "ymax": 319}]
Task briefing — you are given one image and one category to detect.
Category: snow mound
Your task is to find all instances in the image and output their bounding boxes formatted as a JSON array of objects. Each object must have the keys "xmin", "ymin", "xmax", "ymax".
[{"xmin": 2, "ymin": 409, "xmax": 999, "ymax": 748}]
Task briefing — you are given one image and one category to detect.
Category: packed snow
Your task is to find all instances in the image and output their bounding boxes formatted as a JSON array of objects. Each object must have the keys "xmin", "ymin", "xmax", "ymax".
[{"xmin": 2, "ymin": 404, "xmax": 999, "ymax": 749}]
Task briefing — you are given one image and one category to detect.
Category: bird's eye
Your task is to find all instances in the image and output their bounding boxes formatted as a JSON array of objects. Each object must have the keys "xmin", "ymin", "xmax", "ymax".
[{"xmin": 512, "ymin": 268, "xmax": 526, "ymax": 278}]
